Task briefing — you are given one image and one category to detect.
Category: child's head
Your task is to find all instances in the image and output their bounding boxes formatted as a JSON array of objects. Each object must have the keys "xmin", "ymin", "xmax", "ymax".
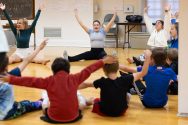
[
  {"xmin": 170, "ymin": 23, "xmax": 178, "ymax": 39},
  {"xmin": 167, "ymin": 48, "xmax": 178, "ymax": 64},
  {"xmin": 51, "ymin": 57, "xmax": 70, "ymax": 75},
  {"xmin": 151, "ymin": 47, "xmax": 167, "ymax": 66},
  {"xmin": 103, "ymin": 62, "xmax": 119, "ymax": 76},
  {"xmin": 0, "ymin": 53, "xmax": 8, "ymax": 73}
]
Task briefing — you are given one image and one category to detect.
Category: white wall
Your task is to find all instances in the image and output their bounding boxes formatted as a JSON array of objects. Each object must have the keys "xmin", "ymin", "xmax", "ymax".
[
  {"xmin": 178, "ymin": 0, "xmax": 188, "ymax": 116},
  {"xmin": 93, "ymin": 0, "xmax": 144, "ymax": 45},
  {"xmin": 35, "ymin": 0, "xmax": 93, "ymax": 47}
]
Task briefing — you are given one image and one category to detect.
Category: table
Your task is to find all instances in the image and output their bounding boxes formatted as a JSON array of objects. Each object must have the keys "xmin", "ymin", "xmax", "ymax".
[{"xmin": 116, "ymin": 22, "xmax": 146, "ymax": 49}]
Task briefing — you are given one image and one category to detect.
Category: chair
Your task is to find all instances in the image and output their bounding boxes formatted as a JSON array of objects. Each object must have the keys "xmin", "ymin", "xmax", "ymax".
[{"xmin": 103, "ymin": 14, "xmax": 119, "ymax": 48}]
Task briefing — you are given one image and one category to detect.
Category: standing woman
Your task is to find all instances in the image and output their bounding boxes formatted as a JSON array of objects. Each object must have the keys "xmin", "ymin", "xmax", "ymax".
[
  {"xmin": 64, "ymin": 8, "xmax": 117, "ymax": 62},
  {"xmin": 0, "ymin": 3, "xmax": 49, "ymax": 64}
]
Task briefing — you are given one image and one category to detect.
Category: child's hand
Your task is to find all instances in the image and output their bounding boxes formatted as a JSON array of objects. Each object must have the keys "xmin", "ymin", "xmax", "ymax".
[
  {"xmin": 144, "ymin": 50, "xmax": 152, "ymax": 60},
  {"xmin": 0, "ymin": 74, "xmax": 10, "ymax": 83},
  {"xmin": 39, "ymin": 39, "xmax": 48, "ymax": 50},
  {"xmin": 39, "ymin": 3, "xmax": 45, "ymax": 11},
  {"xmin": 0, "ymin": 3, "xmax": 6, "ymax": 10},
  {"xmin": 74, "ymin": 8, "xmax": 78, "ymax": 15},
  {"xmin": 144, "ymin": 6, "xmax": 149, "ymax": 13},
  {"xmin": 164, "ymin": 4, "xmax": 171, "ymax": 12},
  {"xmin": 103, "ymin": 55, "xmax": 118, "ymax": 64},
  {"xmin": 113, "ymin": 7, "xmax": 117, "ymax": 15}
]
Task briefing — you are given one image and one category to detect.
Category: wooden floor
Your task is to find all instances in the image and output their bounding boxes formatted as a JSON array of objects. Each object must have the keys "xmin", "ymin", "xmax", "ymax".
[{"xmin": 1, "ymin": 47, "xmax": 188, "ymax": 125}]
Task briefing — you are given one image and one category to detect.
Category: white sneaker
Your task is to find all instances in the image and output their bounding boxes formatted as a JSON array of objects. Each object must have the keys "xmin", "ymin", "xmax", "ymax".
[
  {"xmin": 63, "ymin": 50, "xmax": 68, "ymax": 61},
  {"xmin": 77, "ymin": 91, "xmax": 87, "ymax": 110},
  {"xmin": 41, "ymin": 90, "xmax": 49, "ymax": 109}
]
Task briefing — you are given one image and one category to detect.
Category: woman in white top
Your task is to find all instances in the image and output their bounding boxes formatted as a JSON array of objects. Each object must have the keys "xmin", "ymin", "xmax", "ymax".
[
  {"xmin": 144, "ymin": 5, "xmax": 171, "ymax": 48},
  {"xmin": 126, "ymin": 5, "xmax": 171, "ymax": 65},
  {"xmin": 64, "ymin": 8, "xmax": 117, "ymax": 62}
]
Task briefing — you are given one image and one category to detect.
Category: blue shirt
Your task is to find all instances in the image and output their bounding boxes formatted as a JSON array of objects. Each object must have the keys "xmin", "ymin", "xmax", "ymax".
[
  {"xmin": 169, "ymin": 38, "xmax": 178, "ymax": 49},
  {"xmin": 88, "ymin": 28, "xmax": 106, "ymax": 48},
  {"xmin": 137, "ymin": 66, "xmax": 177, "ymax": 107},
  {"xmin": 0, "ymin": 68, "xmax": 21, "ymax": 120}
]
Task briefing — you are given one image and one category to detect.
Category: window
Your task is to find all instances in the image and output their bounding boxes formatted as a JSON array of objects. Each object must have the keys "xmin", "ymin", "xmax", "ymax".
[{"xmin": 147, "ymin": 0, "xmax": 179, "ymax": 22}]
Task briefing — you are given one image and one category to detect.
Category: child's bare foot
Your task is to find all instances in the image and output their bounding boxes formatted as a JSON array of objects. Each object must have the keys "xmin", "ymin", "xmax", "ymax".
[
  {"xmin": 86, "ymin": 97, "xmax": 94, "ymax": 106},
  {"xmin": 42, "ymin": 59, "xmax": 50, "ymax": 65},
  {"xmin": 127, "ymin": 58, "xmax": 134, "ymax": 64}
]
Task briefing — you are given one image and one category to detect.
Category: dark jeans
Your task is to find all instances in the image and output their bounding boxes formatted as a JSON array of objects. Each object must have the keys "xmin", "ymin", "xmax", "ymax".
[
  {"xmin": 40, "ymin": 108, "xmax": 83, "ymax": 124},
  {"xmin": 119, "ymin": 71, "xmax": 146, "ymax": 94},
  {"xmin": 168, "ymin": 81, "xmax": 178, "ymax": 95},
  {"xmin": 68, "ymin": 48, "xmax": 107, "ymax": 62},
  {"xmin": 4, "ymin": 100, "xmax": 42, "ymax": 120}
]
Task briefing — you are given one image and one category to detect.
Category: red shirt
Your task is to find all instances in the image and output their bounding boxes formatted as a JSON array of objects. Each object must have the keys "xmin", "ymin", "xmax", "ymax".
[{"xmin": 9, "ymin": 60, "xmax": 104, "ymax": 122}]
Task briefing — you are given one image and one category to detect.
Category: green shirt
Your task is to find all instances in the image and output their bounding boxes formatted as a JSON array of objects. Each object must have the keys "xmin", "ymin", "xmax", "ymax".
[{"xmin": 3, "ymin": 9, "xmax": 41, "ymax": 48}]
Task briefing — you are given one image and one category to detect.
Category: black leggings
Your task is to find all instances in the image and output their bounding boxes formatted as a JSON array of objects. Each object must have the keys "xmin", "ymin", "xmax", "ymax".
[{"xmin": 68, "ymin": 48, "xmax": 107, "ymax": 62}]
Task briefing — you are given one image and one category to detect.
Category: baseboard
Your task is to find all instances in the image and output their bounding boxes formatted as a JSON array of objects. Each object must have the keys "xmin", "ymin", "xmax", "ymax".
[{"xmin": 177, "ymin": 113, "xmax": 188, "ymax": 117}]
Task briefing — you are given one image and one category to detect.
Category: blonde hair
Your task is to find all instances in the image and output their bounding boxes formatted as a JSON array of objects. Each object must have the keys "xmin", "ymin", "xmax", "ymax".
[
  {"xmin": 17, "ymin": 18, "xmax": 29, "ymax": 37},
  {"xmin": 18, "ymin": 18, "xmax": 29, "ymax": 29}
]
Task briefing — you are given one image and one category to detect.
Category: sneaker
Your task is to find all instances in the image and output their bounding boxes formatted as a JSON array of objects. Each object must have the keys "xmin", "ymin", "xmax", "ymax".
[
  {"xmin": 63, "ymin": 50, "xmax": 68, "ymax": 61},
  {"xmin": 41, "ymin": 91, "xmax": 49, "ymax": 110},
  {"xmin": 127, "ymin": 58, "xmax": 134, "ymax": 64},
  {"xmin": 86, "ymin": 97, "xmax": 94, "ymax": 106},
  {"xmin": 77, "ymin": 91, "xmax": 87, "ymax": 110},
  {"xmin": 133, "ymin": 56, "xmax": 143, "ymax": 66},
  {"xmin": 130, "ymin": 88, "xmax": 137, "ymax": 95}
]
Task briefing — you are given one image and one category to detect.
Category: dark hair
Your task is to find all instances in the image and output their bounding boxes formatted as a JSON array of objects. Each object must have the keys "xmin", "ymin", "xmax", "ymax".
[
  {"xmin": 51, "ymin": 57, "xmax": 70, "ymax": 74},
  {"xmin": 156, "ymin": 20, "xmax": 164, "ymax": 26},
  {"xmin": 167, "ymin": 48, "xmax": 178, "ymax": 62},
  {"xmin": 151, "ymin": 47, "xmax": 167, "ymax": 66},
  {"xmin": 0, "ymin": 53, "xmax": 8, "ymax": 73},
  {"xmin": 93, "ymin": 20, "xmax": 101, "ymax": 25},
  {"xmin": 103, "ymin": 62, "xmax": 119, "ymax": 74}
]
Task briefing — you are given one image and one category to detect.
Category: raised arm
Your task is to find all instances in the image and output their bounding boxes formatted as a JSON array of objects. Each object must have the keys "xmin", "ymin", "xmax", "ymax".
[
  {"xmin": 18, "ymin": 39, "xmax": 48, "ymax": 72},
  {"xmin": 29, "ymin": 10, "xmax": 41, "ymax": 32},
  {"xmin": 0, "ymin": 74, "xmax": 51, "ymax": 90},
  {"xmin": 73, "ymin": 56, "xmax": 117, "ymax": 85},
  {"xmin": 104, "ymin": 8, "xmax": 117, "ymax": 33},
  {"xmin": 119, "ymin": 64, "xmax": 137, "ymax": 73},
  {"xmin": 164, "ymin": 4, "xmax": 171, "ymax": 39},
  {"xmin": 74, "ymin": 9, "xmax": 89, "ymax": 33},
  {"xmin": 0, "ymin": 3, "xmax": 17, "ymax": 35},
  {"xmin": 144, "ymin": 7, "xmax": 154, "ymax": 34},
  {"xmin": 132, "ymin": 50, "xmax": 151, "ymax": 82},
  {"xmin": 78, "ymin": 82, "xmax": 94, "ymax": 89}
]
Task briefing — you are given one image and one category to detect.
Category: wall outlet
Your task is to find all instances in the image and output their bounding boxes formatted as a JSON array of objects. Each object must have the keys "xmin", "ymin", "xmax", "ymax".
[{"xmin": 124, "ymin": 5, "xmax": 134, "ymax": 13}]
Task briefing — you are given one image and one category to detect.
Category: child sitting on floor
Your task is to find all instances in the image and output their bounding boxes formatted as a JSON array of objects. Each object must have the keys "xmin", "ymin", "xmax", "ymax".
[
  {"xmin": 120, "ymin": 48, "xmax": 177, "ymax": 108},
  {"xmin": 78, "ymin": 50, "xmax": 151, "ymax": 116},
  {"xmin": 0, "ymin": 56, "xmax": 117, "ymax": 123},
  {"xmin": 0, "ymin": 39, "xmax": 48, "ymax": 120}
]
